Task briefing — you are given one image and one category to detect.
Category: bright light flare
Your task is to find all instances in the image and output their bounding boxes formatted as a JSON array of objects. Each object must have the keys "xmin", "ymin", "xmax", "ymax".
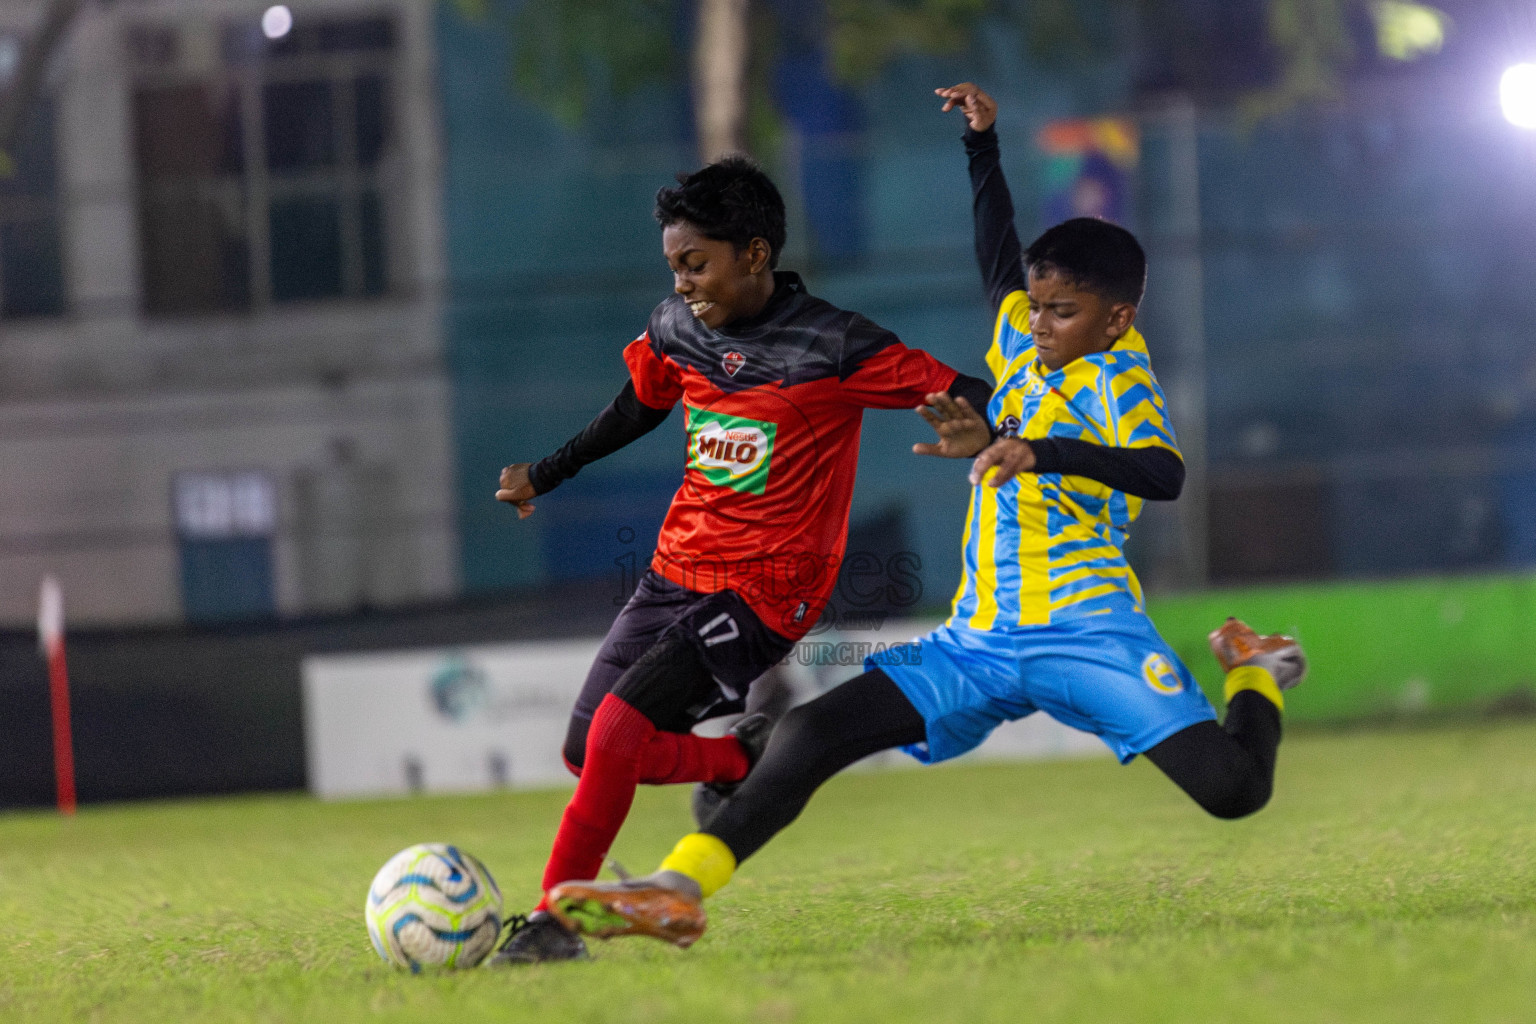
[
  {"xmin": 262, "ymin": 5, "xmax": 294, "ymax": 41},
  {"xmin": 1502, "ymin": 64, "xmax": 1536, "ymax": 130}
]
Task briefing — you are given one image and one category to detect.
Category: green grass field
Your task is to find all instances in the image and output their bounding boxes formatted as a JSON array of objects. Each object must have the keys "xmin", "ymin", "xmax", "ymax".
[{"xmin": 4, "ymin": 721, "xmax": 1536, "ymax": 1023}]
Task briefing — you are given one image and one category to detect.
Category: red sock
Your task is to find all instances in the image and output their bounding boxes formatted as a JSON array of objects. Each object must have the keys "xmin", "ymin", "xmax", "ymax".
[
  {"xmin": 538, "ymin": 694, "xmax": 655, "ymax": 902},
  {"xmin": 638, "ymin": 732, "xmax": 750, "ymax": 786}
]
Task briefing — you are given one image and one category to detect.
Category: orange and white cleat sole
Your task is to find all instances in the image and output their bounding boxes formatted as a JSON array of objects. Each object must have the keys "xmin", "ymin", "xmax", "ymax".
[
  {"xmin": 1208, "ymin": 617, "xmax": 1307, "ymax": 690},
  {"xmin": 546, "ymin": 880, "xmax": 707, "ymax": 949}
]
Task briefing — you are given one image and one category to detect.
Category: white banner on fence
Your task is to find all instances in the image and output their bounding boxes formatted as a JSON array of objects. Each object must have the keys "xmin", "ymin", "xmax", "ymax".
[{"xmin": 301, "ymin": 619, "xmax": 1105, "ymax": 800}]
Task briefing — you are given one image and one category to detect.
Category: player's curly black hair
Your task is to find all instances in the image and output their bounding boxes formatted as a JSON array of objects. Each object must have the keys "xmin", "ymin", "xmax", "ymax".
[
  {"xmin": 654, "ymin": 157, "xmax": 787, "ymax": 269},
  {"xmin": 1024, "ymin": 217, "xmax": 1147, "ymax": 306}
]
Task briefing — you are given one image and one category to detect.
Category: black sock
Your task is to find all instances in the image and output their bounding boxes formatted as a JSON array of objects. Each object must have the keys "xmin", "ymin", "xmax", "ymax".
[
  {"xmin": 706, "ymin": 669, "xmax": 926, "ymax": 863},
  {"xmin": 1223, "ymin": 689, "xmax": 1282, "ymax": 775},
  {"xmin": 1145, "ymin": 689, "xmax": 1282, "ymax": 820}
]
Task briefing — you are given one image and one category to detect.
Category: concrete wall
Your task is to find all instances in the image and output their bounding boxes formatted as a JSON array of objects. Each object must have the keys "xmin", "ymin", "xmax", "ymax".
[{"xmin": 0, "ymin": 0, "xmax": 457, "ymax": 625}]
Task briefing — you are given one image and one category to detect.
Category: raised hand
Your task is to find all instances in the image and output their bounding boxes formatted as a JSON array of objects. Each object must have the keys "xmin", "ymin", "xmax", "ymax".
[
  {"xmin": 914, "ymin": 392, "xmax": 992, "ymax": 459},
  {"xmin": 496, "ymin": 462, "xmax": 537, "ymax": 519},
  {"xmin": 969, "ymin": 438, "xmax": 1037, "ymax": 488},
  {"xmin": 935, "ymin": 82, "xmax": 997, "ymax": 133}
]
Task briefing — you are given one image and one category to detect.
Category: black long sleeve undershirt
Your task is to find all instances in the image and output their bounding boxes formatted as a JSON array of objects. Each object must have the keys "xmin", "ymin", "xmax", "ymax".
[
  {"xmin": 964, "ymin": 126, "xmax": 1026, "ymax": 315},
  {"xmin": 947, "ymin": 373, "xmax": 994, "ymax": 435},
  {"xmin": 527, "ymin": 382, "xmax": 672, "ymax": 495},
  {"xmin": 1025, "ymin": 437, "xmax": 1184, "ymax": 501}
]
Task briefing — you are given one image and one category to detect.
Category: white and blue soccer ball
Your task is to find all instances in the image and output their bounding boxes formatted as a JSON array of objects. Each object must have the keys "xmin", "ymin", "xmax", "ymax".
[{"xmin": 365, "ymin": 843, "xmax": 503, "ymax": 970}]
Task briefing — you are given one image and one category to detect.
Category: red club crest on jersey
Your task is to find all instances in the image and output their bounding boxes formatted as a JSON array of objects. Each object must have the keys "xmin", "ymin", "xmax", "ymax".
[{"xmin": 722, "ymin": 352, "xmax": 747, "ymax": 377}]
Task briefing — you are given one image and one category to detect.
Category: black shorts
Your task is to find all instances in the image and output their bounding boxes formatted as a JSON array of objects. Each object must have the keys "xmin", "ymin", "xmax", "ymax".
[{"xmin": 571, "ymin": 570, "xmax": 795, "ymax": 731}]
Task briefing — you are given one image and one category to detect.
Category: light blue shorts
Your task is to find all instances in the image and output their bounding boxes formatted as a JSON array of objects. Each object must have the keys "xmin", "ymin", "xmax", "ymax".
[{"xmin": 867, "ymin": 607, "xmax": 1217, "ymax": 765}]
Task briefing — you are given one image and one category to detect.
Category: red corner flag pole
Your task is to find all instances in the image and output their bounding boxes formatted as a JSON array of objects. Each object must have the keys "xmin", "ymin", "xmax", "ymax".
[{"xmin": 38, "ymin": 577, "xmax": 76, "ymax": 815}]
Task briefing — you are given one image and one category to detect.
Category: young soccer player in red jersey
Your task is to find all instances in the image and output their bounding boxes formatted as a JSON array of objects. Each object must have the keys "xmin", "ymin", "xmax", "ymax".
[{"xmin": 486, "ymin": 157, "xmax": 994, "ymax": 964}]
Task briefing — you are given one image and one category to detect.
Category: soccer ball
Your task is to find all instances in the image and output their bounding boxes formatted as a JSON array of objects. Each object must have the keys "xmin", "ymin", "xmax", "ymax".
[{"xmin": 365, "ymin": 843, "xmax": 503, "ymax": 970}]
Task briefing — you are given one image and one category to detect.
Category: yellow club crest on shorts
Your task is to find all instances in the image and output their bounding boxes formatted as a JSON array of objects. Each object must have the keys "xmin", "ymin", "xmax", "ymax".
[{"xmin": 1142, "ymin": 653, "xmax": 1184, "ymax": 694}]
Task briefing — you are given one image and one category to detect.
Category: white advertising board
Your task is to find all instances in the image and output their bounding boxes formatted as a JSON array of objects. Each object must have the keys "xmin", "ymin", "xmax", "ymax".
[
  {"xmin": 301, "ymin": 619, "xmax": 1105, "ymax": 801},
  {"xmin": 303, "ymin": 639, "xmax": 601, "ymax": 798}
]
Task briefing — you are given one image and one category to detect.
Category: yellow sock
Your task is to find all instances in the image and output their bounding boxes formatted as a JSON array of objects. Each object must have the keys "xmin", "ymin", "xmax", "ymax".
[
  {"xmin": 659, "ymin": 833, "xmax": 736, "ymax": 898},
  {"xmin": 1225, "ymin": 665, "xmax": 1284, "ymax": 712}
]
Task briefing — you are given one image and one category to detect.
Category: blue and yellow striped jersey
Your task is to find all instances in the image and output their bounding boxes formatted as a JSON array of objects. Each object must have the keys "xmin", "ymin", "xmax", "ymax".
[{"xmin": 949, "ymin": 289, "xmax": 1181, "ymax": 629}]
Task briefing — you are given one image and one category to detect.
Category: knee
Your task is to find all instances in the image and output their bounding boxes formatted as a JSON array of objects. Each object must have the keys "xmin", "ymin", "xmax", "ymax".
[
  {"xmin": 1200, "ymin": 776, "xmax": 1272, "ymax": 820},
  {"xmin": 588, "ymin": 694, "xmax": 656, "ymax": 755},
  {"xmin": 562, "ymin": 749, "xmax": 584, "ymax": 778}
]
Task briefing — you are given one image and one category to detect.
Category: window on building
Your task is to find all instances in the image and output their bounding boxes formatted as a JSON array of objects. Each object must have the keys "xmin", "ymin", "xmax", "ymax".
[
  {"xmin": 0, "ymin": 34, "xmax": 66, "ymax": 319},
  {"xmin": 173, "ymin": 469, "xmax": 278, "ymax": 622},
  {"xmin": 130, "ymin": 16, "xmax": 396, "ymax": 315}
]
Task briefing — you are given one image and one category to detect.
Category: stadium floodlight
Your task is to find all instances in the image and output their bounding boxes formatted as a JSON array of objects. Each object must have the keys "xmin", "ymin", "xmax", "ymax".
[
  {"xmin": 1502, "ymin": 63, "xmax": 1536, "ymax": 130},
  {"xmin": 262, "ymin": 5, "xmax": 294, "ymax": 41}
]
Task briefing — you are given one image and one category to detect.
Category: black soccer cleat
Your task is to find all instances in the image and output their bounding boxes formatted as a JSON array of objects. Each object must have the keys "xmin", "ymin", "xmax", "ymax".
[
  {"xmin": 483, "ymin": 911, "xmax": 590, "ymax": 966},
  {"xmin": 691, "ymin": 712, "xmax": 773, "ymax": 829}
]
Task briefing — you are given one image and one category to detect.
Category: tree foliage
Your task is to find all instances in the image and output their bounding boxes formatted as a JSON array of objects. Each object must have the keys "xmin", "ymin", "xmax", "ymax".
[
  {"xmin": 825, "ymin": 0, "xmax": 988, "ymax": 82},
  {"xmin": 1252, "ymin": 0, "xmax": 1357, "ymax": 114},
  {"xmin": 449, "ymin": 0, "xmax": 1450, "ymax": 145}
]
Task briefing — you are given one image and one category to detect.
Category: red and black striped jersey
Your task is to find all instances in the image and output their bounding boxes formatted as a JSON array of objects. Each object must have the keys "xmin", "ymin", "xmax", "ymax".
[{"xmin": 626, "ymin": 272, "xmax": 960, "ymax": 639}]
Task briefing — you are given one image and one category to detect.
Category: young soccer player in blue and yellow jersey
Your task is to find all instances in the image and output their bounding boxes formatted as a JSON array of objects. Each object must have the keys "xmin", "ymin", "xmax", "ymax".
[{"xmin": 540, "ymin": 83, "xmax": 1309, "ymax": 949}]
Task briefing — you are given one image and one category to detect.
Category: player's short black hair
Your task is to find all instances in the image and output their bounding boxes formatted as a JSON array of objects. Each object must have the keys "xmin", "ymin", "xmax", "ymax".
[
  {"xmin": 655, "ymin": 157, "xmax": 787, "ymax": 269},
  {"xmin": 1024, "ymin": 217, "xmax": 1147, "ymax": 306}
]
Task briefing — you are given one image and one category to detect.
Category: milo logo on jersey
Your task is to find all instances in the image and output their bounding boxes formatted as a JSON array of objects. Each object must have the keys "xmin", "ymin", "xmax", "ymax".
[{"xmin": 686, "ymin": 406, "xmax": 778, "ymax": 495}]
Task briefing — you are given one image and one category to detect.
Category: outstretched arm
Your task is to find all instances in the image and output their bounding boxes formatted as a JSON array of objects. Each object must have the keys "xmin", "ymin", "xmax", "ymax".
[
  {"xmin": 913, "ymin": 388, "xmax": 994, "ymax": 459},
  {"xmin": 969, "ymin": 437, "xmax": 1185, "ymax": 500},
  {"xmin": 836, "ymin": 316, "xmax": 994, "ymax": 419},
  {"xmin": 496, "ymin": 381, "xmax": 672, "ymax": 518},
  {"xmin": 937, "ymin": 83, "xmax": 1024, "ymax": 314}
]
